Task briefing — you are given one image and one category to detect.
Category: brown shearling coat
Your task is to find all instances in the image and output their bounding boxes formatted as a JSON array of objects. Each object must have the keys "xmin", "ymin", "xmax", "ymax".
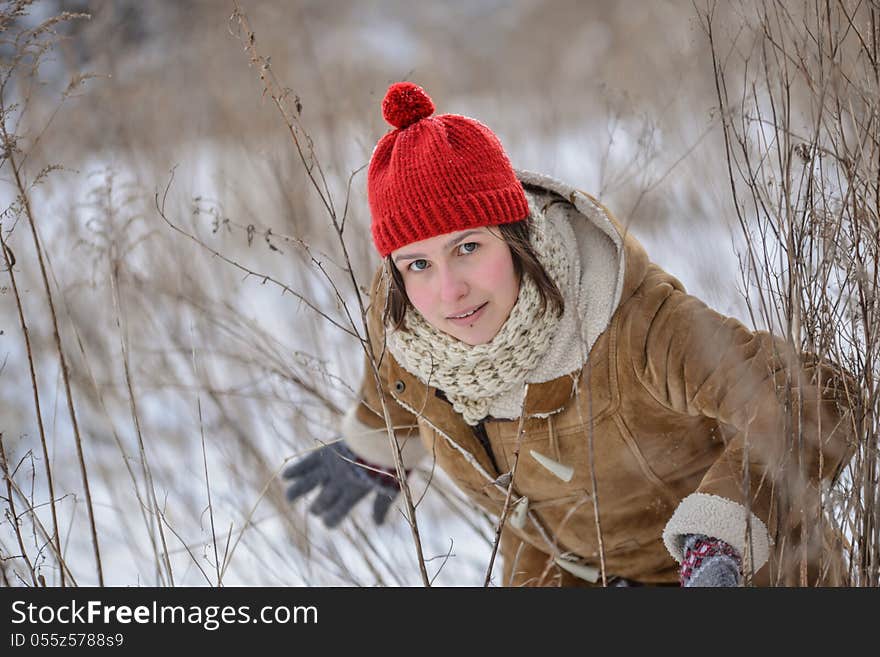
[{"xmin": 345, "ymin": 172, "xmax": 856, "ymax": 587}]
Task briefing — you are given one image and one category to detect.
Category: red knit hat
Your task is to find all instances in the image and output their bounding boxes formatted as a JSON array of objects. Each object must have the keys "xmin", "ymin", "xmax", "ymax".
[{"xmin": 368, "ymin": 82, "xmax": 529, "ymax": 257}]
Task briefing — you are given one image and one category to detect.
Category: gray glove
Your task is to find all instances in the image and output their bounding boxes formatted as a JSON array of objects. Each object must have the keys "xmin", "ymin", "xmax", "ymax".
[
  {"xmin": 680, "ymin": 533, "xmax": 743, "ymax": 587},
  {"xmin": 283, "ymin": 441, "xmax": 401, "ymax": 528}
]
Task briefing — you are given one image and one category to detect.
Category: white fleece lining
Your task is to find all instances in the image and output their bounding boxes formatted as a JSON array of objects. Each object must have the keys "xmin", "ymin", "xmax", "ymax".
[
  {"xmin": 516, "ymin": 169, "xmax": 626, "ymax": 314},
  {"xmin": 662, "ymin": 492, "xmax": 772, "ymax": 573},
  {"xmin": 340, "ymin": 405, "xmax": 426, "ymax": 470}
]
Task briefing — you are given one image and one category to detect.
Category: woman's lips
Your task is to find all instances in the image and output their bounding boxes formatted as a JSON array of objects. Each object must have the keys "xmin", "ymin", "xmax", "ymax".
[{"xmin": 446, "ymin": 302, "xmax": 488, "ymax": 327}]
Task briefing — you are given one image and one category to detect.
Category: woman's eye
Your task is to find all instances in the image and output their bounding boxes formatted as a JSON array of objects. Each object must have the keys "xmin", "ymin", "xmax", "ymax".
[
  {"xmin": 459, "ymin": 242, "xmax": 479, "ymax": 255},
  {"xmin": 408, "ymin": 259, "xmax": 429, "ymax": 272}
]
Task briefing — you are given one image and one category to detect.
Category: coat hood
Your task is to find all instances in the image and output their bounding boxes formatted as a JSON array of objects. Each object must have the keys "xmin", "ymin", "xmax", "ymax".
[
  {"xmin": 508, "ymin": 170, "xmax": 650, "ymax": 398},
  {"xmin": 515, "ymin": 169, "xmax": 649, "ymax": 319}
]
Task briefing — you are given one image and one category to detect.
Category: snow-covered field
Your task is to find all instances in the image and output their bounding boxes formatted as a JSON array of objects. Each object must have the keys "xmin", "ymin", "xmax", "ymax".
[{"xmin": 8, "ymin": 0, "xmax": 859, "ymax": 587}]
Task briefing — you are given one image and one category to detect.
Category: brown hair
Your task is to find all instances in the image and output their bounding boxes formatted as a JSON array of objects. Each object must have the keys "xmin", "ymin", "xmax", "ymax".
[{"xmin": 383, "ymin": 217, "xmax": 565, "ymax": 332}]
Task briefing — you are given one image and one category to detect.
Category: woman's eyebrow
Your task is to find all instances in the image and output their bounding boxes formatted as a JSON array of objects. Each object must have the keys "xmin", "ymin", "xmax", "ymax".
[{"xmin": 393, "ymin": 230, "xmax": 483, "ymax": 263}]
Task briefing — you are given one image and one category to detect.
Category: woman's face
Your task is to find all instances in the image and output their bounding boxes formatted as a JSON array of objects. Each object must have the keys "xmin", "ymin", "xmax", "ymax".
[{"xmin": 391, "ymin": 226, "xmax": 520, "ymax": 345}]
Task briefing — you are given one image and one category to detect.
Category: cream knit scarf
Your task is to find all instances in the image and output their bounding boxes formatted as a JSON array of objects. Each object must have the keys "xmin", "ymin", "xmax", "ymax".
[{"xmin": 388, "ymin": 194, "xmax": 576, "ymax": 426}]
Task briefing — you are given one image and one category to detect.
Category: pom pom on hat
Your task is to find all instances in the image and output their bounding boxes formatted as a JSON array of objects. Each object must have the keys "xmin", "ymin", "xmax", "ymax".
[{"xmin": 382, "ymin": 82, "xmax": 435, "ymax": 129}]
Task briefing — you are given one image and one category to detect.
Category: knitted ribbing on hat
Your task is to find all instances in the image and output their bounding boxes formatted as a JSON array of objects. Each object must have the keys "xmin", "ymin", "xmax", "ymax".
[{"xmin": 388, "ymin": 196, "xmax": 571, "ymax": 426}]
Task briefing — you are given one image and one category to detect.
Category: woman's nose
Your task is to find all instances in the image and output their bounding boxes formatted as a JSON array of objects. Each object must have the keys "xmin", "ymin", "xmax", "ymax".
[{"xmin": 438, "ymin": 265, "xmax": 468, "ymax": 303}]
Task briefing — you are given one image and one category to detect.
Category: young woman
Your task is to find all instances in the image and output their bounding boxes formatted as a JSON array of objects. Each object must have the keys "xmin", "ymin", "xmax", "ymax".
[{"xmin": 284, "ymin": 82, "xmax": 855, "ymax": 587}]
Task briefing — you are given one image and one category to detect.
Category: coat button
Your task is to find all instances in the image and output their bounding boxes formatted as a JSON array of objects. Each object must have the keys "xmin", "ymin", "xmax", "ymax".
[{"xmin": 394, "ymin": 380, "xmax": 406, "ymax": 393}]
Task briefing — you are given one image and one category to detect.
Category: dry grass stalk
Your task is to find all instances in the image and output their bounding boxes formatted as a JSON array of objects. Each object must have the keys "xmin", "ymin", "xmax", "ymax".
[
  {"xmin": 483, "ymin": 388, "xmax": 529, "ymax": 586},
  {"xmin": 700, "ymin": 0, "xmax": 877, "ymax": 585},
  {"xmin": 1, "ymin": 223, "xmax": 62, "ymax": 585},
  {"xmin": 0, "ymin": 432, "xmax": 38, "ymax": 586},
  {"xmin": 0, "ymin": 2, "xmax": 103, "ymax": 585}
]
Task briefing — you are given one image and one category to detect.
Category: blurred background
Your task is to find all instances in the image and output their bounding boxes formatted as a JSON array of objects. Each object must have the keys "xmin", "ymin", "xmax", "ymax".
[{"xmin": 0, "ymin": 0, "xmax": 814, "ymax": 585}]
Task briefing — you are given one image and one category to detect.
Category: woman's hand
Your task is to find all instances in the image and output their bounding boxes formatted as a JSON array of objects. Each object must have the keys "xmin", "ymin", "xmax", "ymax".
[
  {"xmin": 283, "ymin": 442, "xmax": 403, "ymax": 528},
  {"xmin": 680, "ymin": 534, "xmax": 743, "ymax": 587}
]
